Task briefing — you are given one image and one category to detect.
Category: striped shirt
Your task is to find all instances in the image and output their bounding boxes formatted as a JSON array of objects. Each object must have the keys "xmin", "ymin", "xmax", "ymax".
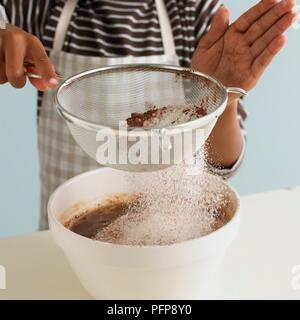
[
  {"xmin": 0, "ymin": 0, "xmax": 221, "ymax": 65},
  {"xmin": 0, "ymin": 0, "xmax": 247, "ymax": 176},
  {"xmin": 0, "ymin": 0, "xmax": 222, "ymax": 112}
]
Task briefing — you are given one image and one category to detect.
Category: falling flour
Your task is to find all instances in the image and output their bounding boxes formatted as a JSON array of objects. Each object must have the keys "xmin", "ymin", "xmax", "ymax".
[{"xmin": 93, "ymin": 150, "xmax": 229, "ymax": 246}]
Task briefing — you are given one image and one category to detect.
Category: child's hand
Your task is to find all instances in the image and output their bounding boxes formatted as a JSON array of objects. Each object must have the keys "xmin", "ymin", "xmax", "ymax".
[
  {"xmin": 0, "ymin": 24, "xmax": 58, "ymax": 90},
  {"xmin": 192, "ymin": 0, "xmax": 297, "ymax": 100}
]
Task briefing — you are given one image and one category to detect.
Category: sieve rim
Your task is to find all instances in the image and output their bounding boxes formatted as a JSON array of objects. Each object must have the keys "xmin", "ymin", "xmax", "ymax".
[{"xmin": 55, "ymin": 63, "xmax": 228, "ymax": 135}]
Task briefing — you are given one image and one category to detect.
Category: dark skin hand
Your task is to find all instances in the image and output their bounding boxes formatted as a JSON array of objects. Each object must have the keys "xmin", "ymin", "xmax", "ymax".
[
  {"xmin": 192, "ymin": 0, "xmax": 297, "ymax": 167},
  {"xmin": 0, "ymin": 24, "xmax": 58, "ymax": 90}
]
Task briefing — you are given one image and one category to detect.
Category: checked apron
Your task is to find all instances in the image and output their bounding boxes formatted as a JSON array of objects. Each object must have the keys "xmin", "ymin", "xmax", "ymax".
[{"xmin": 38, "ymin": 0, "xmax": 180, "ymax": 229}]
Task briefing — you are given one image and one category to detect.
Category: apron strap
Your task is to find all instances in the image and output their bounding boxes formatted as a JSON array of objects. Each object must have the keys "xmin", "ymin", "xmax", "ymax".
[
  {"xmin": 53, "ymin": 0, "xmax": 177, "ymax": 56},
  {"xmin": 53, "ymin": 0, "xmax": 79, "ymax": 51},
  {"xmin": 155, "ymin": 0, "xmax": 177, "ymax": 56}
]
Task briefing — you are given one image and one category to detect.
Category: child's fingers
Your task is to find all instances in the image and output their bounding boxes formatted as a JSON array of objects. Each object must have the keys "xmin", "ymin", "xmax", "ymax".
[
  {"xmin": 252, "ymin": 34, "xmax": 286, "ymax": 78},
  {"xmin": 26, "ymin": 65, "xmax": 51, "ymax": 91},
  {"xmin": 27, "ymin": 35, "xmax": 58, "ymax": 88},
  {"xmin": 196, "ymin": 6, "xmax": 230, "ymax": 50},
  {"xmin": 245, "ymin": 0, "xmax": 296, "ymax": 45},
  {"xmin": 251, "ymin": 11, "xmax": 297, "ymax": 57},
  {"xmin": 234, "ymin": 0, "xmax": 280, "ymax": 33}
]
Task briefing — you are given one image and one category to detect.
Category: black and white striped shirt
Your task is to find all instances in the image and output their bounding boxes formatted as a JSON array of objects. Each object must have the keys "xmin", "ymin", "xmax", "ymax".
[{"xmin": 0, "ymin": 0, "xmax": 221, "ymax": 65}]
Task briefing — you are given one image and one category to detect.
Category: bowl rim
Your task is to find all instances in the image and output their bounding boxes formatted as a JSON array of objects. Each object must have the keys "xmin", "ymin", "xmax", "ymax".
[{"xmin": 48, "ymin": 167, "xmax": 240, "ymax": 250}]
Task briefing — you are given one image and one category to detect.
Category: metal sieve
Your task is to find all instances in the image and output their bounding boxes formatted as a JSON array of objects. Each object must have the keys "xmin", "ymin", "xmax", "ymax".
[{"xmin": 55, "ymin": 64, "xmax": 247, "ymax": 172}]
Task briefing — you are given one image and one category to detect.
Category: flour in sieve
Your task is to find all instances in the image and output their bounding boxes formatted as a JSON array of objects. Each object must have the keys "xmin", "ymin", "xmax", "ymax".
[{"xmin": 126, "ymin": 102, "xmax": 207, "ymax": 129}]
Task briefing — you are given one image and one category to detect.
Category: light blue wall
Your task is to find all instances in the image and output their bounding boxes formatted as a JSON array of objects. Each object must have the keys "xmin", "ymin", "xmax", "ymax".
[
  {"xmin": 0, "ymin": 84, "xmax": 40, "ymax": 237},
  {"xmin": 0, "ymin": 0, "xmax": 299, "ymax": 237},
  {"xmin": 224, "ymin": 0, "xmax": 300, "ymax": 193}
]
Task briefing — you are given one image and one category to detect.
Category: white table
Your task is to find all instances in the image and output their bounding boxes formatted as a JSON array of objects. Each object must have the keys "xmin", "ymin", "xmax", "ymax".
[{"xmin": 1, "ymin": 188, "xmax": 300, "ymax": 300}]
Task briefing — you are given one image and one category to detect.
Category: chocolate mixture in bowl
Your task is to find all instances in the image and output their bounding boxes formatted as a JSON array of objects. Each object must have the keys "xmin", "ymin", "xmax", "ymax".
[
  {"xmin": 64, "ymin": 193, "xmax": 140, "ymax": 239},
  {"xmin": 64, "ymin": 191, "xmax": 232, "ymax": 245},
  {"xmin": 63, "ymin": 162, "xmax": 233, "ymax": 246}
]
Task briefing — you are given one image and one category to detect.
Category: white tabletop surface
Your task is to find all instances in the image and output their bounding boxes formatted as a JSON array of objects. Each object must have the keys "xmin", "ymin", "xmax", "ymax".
[{"xmin": 1, "ymin": 187, "xmax": 300, "ymax": 300}]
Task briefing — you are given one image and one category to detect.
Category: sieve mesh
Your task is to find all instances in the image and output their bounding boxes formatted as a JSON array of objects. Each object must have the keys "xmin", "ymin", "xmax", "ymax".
[
  {"xmin": 55, "ymin": 64, "xmax": 230, "ymax": 171},
  {"xmin": 57, "ymin": 65, "xmax": 226, "ymax": 128}
]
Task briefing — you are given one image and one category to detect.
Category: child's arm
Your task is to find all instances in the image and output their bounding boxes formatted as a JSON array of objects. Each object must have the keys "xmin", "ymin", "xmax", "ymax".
[{"xmin": 192, "ymin": 0, "xmax": 297, "ymax": 170}]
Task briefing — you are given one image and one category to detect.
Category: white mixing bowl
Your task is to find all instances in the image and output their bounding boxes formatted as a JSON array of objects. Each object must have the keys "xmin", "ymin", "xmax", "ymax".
[{"xmin": 48, "ymin": 168, "xmax": 240, "ymax": 299}]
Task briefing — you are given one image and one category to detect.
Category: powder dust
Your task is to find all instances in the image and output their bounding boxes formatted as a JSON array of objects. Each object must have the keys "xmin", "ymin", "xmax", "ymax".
[{"xmin": 93, "ymin": 149, "xmax": 229, "ymax": 246}]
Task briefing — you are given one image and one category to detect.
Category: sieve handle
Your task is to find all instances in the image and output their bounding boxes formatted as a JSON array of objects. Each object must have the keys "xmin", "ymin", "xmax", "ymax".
[
  {"xmin": 23, "ymin": 62, "xmax": 65, "ymax": 80},
  {"xmin": 226, "ymin": 87, "xmax": 248, "ymax": 97},
  {"xmin": 25, "ymin": 71, "xmax": 65, "ymax": 80}
]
